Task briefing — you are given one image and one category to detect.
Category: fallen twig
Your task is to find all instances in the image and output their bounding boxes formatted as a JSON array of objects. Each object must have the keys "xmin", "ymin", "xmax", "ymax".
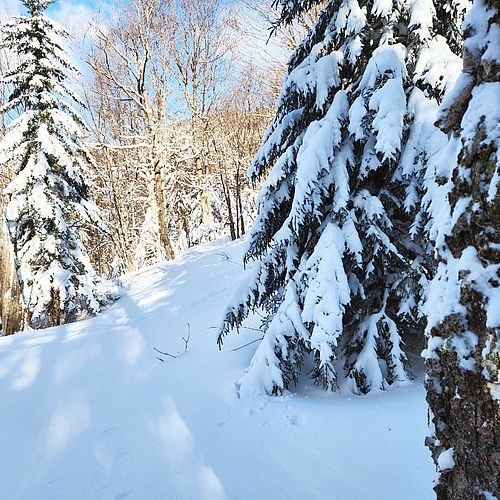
[
  {"xmin": 154, "ymin": 323, "xmax": 192, "ymax": 361},
  {"xmin": 208, "ymin": 325, "xmax": 262, "ymax": 333},
  {"xmin": 216, "ymin": 252, "xmax": 243, "ymax": 267},
  {"xmin": 182, "ymin": 323, "xmax": 191, "ymax": 352},
  {"xmin": 230, "ymin": 336, "xmax": 264, "ymax": 352},
  {"xmin": 154, "ymin": 347, "xmax": 176, "ymax": 359}
]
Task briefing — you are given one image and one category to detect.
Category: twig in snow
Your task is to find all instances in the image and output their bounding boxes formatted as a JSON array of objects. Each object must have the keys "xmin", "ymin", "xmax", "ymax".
[
  {"xmin": 154, "ymin": 323, "xmax": 191, "ymax": 361},
  {"xmin": 241, "ymin": 326, "xmax": 262, "ymax": 333},
  {"xmin": 154, "ymin": 347, "xmax": 176, "ymax": 358},
  {"xmin": 207, "ymin": 325, "xmax": 262, "ymax": 333},
  {"xmin": 216, "ymin": 252, "xmax": 243, "ymax": 267},
  {"xmin": 182, "ymin": 323, "xmax": 191, "ymax": 352},
  {"xmin": 230, "ymin": 336, "xmax": 264, "ymax": 352}
]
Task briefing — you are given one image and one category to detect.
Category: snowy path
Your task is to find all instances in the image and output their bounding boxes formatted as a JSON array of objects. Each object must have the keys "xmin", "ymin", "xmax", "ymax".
[{"xmin": 0, "ymin": 239, "xmax": 435, "ymax": 500}]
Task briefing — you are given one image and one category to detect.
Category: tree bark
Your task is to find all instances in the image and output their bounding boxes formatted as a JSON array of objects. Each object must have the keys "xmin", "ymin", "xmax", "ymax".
[
  {"xmin": 197, "ymin": 155, "xmax": 213, "ymax": 225},
  {"xmin": 425, "ymin": 2, "xmax": 500, "ymax": 496},
  {"xmin": 154, "ymin": 161, "xmax": 175, "ymax": 261},
  {"xmin": 221, "ymin": 173, "xmax": 236, "ymax": 240},
  {"xmin": 0, "ymin": 231, "xmax": 22, "ymax": 335}
]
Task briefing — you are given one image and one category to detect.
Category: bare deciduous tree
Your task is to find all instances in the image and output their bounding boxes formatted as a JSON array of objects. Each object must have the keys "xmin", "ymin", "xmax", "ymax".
[
  {"xmin": 87, "ymin": 0, "xmax": 175, "ymax": 265},
  {"xmin": 164, "ymin": 0, "xmax": 235, "ymax": 228}
]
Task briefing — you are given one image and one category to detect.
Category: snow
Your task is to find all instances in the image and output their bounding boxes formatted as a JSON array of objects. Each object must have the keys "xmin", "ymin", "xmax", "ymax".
[
  {"xmin": 373, "ymin": 0, "xmax": 393, "ymax": 17},
  {"xmin": 292, "ymin": 90, "xmax": 349, "ymax": 217},
  {"xmin": 335, "ymin": 0, "xmax": 364, "ymax": 34},
  {"xmin": 286, "ymin": 42, "xmax": 341, "ymax": 110},
  {"xmin": 369, "ymin": 77, "xmax": 406, "ymax": 161},
  {"xmin": 348, "ymin": 44, "xmax": 408, "ymax": 159},
  {"xmin": 481, "ymin": 492, "xmax": 499, "ymax": 500},
  {"xmin": 463, "ymin": 0, "xmax": 499, "ymax": 62},
  {"xmin": 249, "ymin": 109, "xmax": 303, "ymax": 179},
  {"xmin": 437, "ymin": 447, "xmax": 455, "ymax": 471},
  {"xmin": 408, "ymin": 0, "xmax": 435, "ymax": 40},
  {"xmin": 0, "ymin": 239, "xmax": 435, "ymax": 499},
  {"xmin": 348, "ymin": 94, "xmax": 368, "ymax": 140},
  {"xmin": 358, "ymin": 44, "xmax": 407, "ymax": 89},
  {"xmin": 461, "ymin": 83, "xmax": 500, "ymax": 145},
  {"xmin": 414, "ymin": 36, "xmax": 462, "ymax": 96}
]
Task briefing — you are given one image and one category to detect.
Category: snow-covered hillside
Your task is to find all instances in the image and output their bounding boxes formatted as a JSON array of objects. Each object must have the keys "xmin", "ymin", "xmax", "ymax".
[{"xmin": 0, "ymin": 239, "xmax": 435, "ymax": 500}]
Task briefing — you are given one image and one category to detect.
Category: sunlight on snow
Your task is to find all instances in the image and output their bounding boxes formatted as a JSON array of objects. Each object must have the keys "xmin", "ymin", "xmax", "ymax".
[
  {"xmin": 23, "ymin": 334, "xmax": 57, "ymax": 347},
  {"xmin": 0, "ymin": 350, "xmax": 23, "ymax": 380},
  {"xmin": 53, "ymin": 342, "xmax": 101, "ymax": 385},
  {"xmin": 10, "ymin": 348, "xmax": 41, "ymax": 391},
  {"xmin": 136, "ymin": 288, "xmax": 176, "ymax": 312},
  {"xmin": 46, "ymin": 395, "xmax": 90, "ymax": 456},
  {"xmin": 63, "ymin": 322, "xmax": 91, "ymax": 342},
  {"xmin": 118, "ymin": 327, "xmax": 145, "ymax": 365},
  {"xmin": 150, "ymin": 398, "xmax": 228, "ymax": 499},
  {"xmin": 151, "ymin": 398, "xmax": 193, "ymax": 463},
  {"xmin": 198, "ymin": 464, "xmax": 227, "ymax": 500}
]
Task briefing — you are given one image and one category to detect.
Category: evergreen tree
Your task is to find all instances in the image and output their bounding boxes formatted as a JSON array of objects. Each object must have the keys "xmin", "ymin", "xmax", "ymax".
[
  {"xmin": 0, "ymin": 0, "xmax": 109, "ymax": 332},
  {"xmin": 218, "ymin": 0, "xmax": 467, "ymax": 395},
  {"xmin": 423, "ymin": 0, "xmax": 499, "ymax": 496}
]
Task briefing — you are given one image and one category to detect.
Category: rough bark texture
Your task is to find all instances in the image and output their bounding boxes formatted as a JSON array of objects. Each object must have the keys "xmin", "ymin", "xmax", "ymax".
[
  {"xmin": 426, "ymin": 314, "xmax": 500, "ymax": 499},
  {"xmin": 154, "ymin": 160, "xmax": 175, "ymax": 261},
  {"xmin": 0, "ymin": 227, "xmax": 22, "ymax": 335},
  {"xmin": 196, "ymin": 155, "xmax": 214, "ymax": 226},
  {"xmin": 425, "ymin": 0, "xmax": 500, "ymax": 497}
]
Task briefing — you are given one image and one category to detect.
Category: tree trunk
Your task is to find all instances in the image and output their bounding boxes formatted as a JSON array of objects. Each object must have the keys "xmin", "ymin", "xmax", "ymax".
[
  {"xmin": 221, "ymin": 173, "xmax": 236, "ymax": 240},
  {"xmin": 426, "ymin": 323, "xmax": 500, "ymax": 499},
  {"xmin": 197, "ymin": 155, "xmax": 213, "ymax": 225},
  {"xmin": 0, "ymin": 225, "xmax": 22, "ymax": 335},
  {"xmin": 49, "ymin": 287, "xmax": 61, "ymax": 327},
  {"xmin": 235, "ymin": 163, "xmax": 245, "ymax": 237},
  {"xmin": 425, "ymin": 2, "xmax": 500, "ymax": 496},
  {"xmin": 154, "ymin": 161, "xmax": 175, "ymax": 261}
]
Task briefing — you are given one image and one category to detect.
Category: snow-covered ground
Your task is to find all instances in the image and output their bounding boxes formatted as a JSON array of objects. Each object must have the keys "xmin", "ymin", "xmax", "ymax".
[{"xmin": 0, "ymin": 239, "xmax": 435, "ymax": 500}]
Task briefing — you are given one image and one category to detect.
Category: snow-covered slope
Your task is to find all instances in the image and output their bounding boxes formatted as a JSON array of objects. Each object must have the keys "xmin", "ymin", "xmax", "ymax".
[{"xmin": 0, "ymin": 239, "xmax": 435, "ymax": 500}]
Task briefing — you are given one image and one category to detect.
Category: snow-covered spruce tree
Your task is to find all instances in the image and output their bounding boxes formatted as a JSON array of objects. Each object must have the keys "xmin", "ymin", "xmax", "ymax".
[
  {"xmin": 423, "ymin": 0, "xmax": 499, "ymax": 496},
  {"xmin": 218, "ymin": 0, "xmax": 467, "ymax": 395},
  {"xmin": 0, "ymin": 0, "xmax": 108, "ymax": 333}
]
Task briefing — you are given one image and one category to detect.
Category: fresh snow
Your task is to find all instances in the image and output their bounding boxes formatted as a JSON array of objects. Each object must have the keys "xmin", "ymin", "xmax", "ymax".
[
  {"xmin": 0, "ymin": 239, "xmax": 435, "ymax": 500},
  {"xmin": 437, "ymin": 448, "xmax": 455, "ymax": 471}
]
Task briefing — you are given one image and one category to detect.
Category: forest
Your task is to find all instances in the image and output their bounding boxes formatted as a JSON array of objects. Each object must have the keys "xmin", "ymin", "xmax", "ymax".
[{"xmin": 0, "ymin": 0, "xmax": 498, "ymax": 499}]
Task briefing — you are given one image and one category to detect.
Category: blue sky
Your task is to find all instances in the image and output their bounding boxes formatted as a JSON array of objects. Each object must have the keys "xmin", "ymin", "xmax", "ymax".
[
  {"xmin": 0, "ymin": 0, "xmax": 98, "ymax": 19},
  {"xmin": 47, "ymin": 0, "xmax": 107, "ymax": 14},
  {"xmin": 48, "ymin": 0, "xmax": 102, "ymax": 12},
  {"xmin": 0, "ymin": 0, "xmax": 289, "ymax": 73}
]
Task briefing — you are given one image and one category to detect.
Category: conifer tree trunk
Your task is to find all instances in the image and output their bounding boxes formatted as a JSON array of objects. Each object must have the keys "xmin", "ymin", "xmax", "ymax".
[
  {"xmin": 0, "ymin": 229, "xmax": 21, "ymax": 335},
  {"xmin": 424, "ymin": 0, "xmax": 500, "ymax": 496}
]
